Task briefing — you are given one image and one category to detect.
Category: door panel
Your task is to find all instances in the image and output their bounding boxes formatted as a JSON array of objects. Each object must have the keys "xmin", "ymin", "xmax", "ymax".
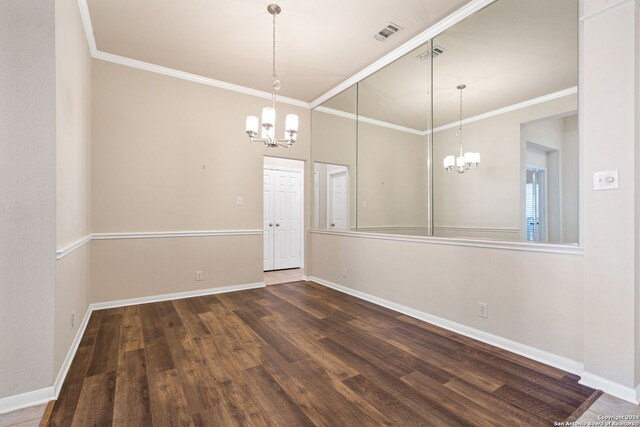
[
  {"xmin": 328, "ymin": 171, "xmax": 348, "ymax": 230},
  {"xmin": 264, "ymin": 168, "xmax": 302, "ymax": 271},
  {"xmin": 263, "ymin": 170, "xmax": 275, "ymax": 271},
  {"xmin": 274, "ymin": 171, "xmax": 302, "ymax": 269}
]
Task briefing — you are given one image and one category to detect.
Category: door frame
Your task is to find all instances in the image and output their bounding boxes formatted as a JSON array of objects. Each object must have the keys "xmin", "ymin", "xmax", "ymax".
[{"xmin": 263, "ymin": 157, "xmax": 305, "ymax": 270}]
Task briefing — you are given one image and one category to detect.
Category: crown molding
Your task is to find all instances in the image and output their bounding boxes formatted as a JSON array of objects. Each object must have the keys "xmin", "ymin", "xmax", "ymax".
[
  {"xmin": 309, "ymin": 0, "xmax": 497, "ymax": 108},
  {"xmin": 430, "ymin": 86, "xmax": 578, "ymax": 133},
  {"xmin": 76, "ymin": 0, "xmax": 309, "ymax": 109},
  {"xmin": 314, "ymin": 106, "xmax": 424, "ymax": 135},
  {"xmin": 76, "ymin": 0, "xmax": 497, "ymax": 110},
  {"xmin": 92, "ymin": 50, "xmax": 310, "ymax": 109},
  {"xmin": 314, "ymin": 87, "xmax": 577, "ymax": 136}
]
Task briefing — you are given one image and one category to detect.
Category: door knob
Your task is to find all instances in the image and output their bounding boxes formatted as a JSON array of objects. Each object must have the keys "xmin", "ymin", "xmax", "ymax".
[
  {"xmin": 268, "ymin": 223, "xmax": 273, "ymax": 227},
  {"xmin": 275, "ymin": 223, "xmax": 280, "ymax": 227},
  {"xmin": 330, "ymin": 223, "xmax": 335, "ymax": 227}
]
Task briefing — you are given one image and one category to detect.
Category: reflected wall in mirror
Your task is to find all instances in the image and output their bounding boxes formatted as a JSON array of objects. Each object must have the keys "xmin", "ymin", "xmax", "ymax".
[
  {"xmin": 310, "ymin": 0, "xmax": 579, "ymax": 244},
  {"xmin": 432, "ymin": 0, "xmax": 578, "ymax": 243},
  {"xmin": 313, "ymin": 163, "xmax": 350, "ymax": 230},
  {"xmin": 311, "ymin": 85, "xmax": 357, "ymax": 229},
  {"xmin": 356, "ymin": 40, "xmax": 432, "ymax": 236}
]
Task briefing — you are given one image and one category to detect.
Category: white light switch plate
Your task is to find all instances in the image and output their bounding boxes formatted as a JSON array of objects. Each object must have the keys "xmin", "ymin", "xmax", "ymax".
[{"xmin": 593, "ymin": 170, "xmax": 619, "ymax": 190}]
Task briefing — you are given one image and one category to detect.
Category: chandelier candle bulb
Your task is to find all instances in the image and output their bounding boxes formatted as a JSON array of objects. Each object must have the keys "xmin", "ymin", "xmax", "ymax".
[
  {"xmin": 285, "ymin": 114, "xmax": 299, "ymax": 133},
  {"xmin": 262, "ymin": 107, "xmax": 275, "ymax": 128},
  {"xmin": 464, "ymin": 152, "xmax": 474, "ymax": 164},
  {"xmin": 246, "ymin": 116, "xmax": 259, "ymax": 135},
  {"xmin": 444, "ymin": 155, "xmax": 455, "ymax": 170}
]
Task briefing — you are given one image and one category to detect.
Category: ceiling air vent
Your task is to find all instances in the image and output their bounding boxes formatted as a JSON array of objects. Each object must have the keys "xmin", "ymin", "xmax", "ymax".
[
  {"xmin": 374, "ymin": 22, "xmax": 403, "ymax": 41},
  {"xmin": 416, "ymin": 45, "xmax": 447, "ymax": 62}
]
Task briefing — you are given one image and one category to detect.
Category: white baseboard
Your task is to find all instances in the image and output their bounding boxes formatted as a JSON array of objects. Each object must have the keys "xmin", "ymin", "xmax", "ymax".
[
  {"xmin": 53, "ymin": 305, "xmax": 94, "ymax": 398},
  {"xmin": 91, "ymin": 282, "xmax": 265, "ymax": 310},
  {"xmin": 0, "ymin": 281, "xmax": 266, "ymax": 415},
  {"xmin": 308, "ymin": 275, "xmax": 584, "ymax": 376},
  {"xmin": 579, "ymin": 372, "xmax": 640, "ymax": 404},
  {"xmin": 0, "ymin": 387, "xmax": 53, "ymax": 415}
]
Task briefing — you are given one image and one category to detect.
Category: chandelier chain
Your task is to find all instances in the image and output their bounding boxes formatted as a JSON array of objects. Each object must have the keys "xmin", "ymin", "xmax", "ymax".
[
  {"xmin": 272, "ymin": 12, "xmax": 277, "ymax": 108},
  {"xmin": 458, "ymin": 86, "xmax": 463, "ymax": 155}
]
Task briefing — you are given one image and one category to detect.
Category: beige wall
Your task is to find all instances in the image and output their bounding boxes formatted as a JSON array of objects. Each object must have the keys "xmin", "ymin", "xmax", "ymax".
[
  {"xmin": 311, "ymin": 110, "xmax": 357, "ymax": 228},
  {"xmin": 54, "ymin": 0, "xmax": 93, "ymax": 377},
  {"xmin": 91, "ymin": 60, "xmax": 310, "ymax": 302},
  {"xmin": 0, "ymin": 0, "xmax": 56, "ymax": 398},
  {"xmin": 433, "ymin": 94, "xmax": 577, "ymax": 240},
  {"xmin": 357, "ymin": 123, "xmax": 428, "ymax": 229},
  {"xmin": 582, "ymin": 0, "xmax": 639, "ymax": 388},
  {"xmin": 308, "ymin": 233, "xmax": 584, "ymax": 361}
]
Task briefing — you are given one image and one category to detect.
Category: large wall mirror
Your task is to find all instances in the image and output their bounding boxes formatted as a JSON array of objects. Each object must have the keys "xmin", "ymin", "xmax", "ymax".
[
  {"xmin": 311, "ymin": 0, "xmax": 578, "ymax": 245},
  {"xmin": 311, "ymin": 85, "xmax": 357, "ymax": 231}
]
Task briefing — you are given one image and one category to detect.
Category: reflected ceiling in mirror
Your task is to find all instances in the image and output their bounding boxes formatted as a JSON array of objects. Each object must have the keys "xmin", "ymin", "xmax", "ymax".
[{"xmin": 433, "ymin": 0, "xmax": 577, "ymax": 127}]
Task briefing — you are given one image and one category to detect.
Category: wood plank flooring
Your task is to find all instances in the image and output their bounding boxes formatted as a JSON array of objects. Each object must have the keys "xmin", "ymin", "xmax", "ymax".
[{"xmin": 47, "ymin": 281, "xmax": 599, "ymax": 426}]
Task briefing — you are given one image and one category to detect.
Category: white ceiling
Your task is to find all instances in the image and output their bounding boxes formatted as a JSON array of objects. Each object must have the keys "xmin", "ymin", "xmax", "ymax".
[
  {"xmin": 86, "ymin": 0, "xmax": 472, "ymax": 103},
  {"xmin": 324, "ymin": 0, "xmax": 578, "ymax": 130}
]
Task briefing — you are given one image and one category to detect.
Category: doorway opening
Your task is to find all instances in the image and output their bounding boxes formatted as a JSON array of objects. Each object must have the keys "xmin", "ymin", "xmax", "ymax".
[
  {"xmin": 263, "ymin": 157, "xmax": 304, "ymax": 285},
  {"xmin": 526, "ymin": 167, "xmax": 546, "ymax": 241}
]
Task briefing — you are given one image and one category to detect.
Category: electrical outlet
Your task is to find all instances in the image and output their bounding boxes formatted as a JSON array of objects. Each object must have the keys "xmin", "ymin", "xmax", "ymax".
[
  {"xmin": 342, "ymin": 267, "xmax": 348, "ymax": 279},
  {"xmin": 196, "ymin": 271, "xmax": 203, "ymax": 281},
  {"xmin": 478, "ymin": 302, "xmax": 488, "ymax": 318},
  {"xmin": 71, "ymin": 313, "xmax": 75, "ymax": 328}
]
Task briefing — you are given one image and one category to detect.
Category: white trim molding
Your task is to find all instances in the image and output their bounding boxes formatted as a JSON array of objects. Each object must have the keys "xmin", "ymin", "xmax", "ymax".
[
  {"xmin": 91, "ymin": 229, "xmax": 262, "ymax": 240},
  {"xmin": 313, "ymin": 87, "xmax": 577, "ymax": 137},
  {"xmin": 308, "ymin": 276, "xmax": 584, "ymax": 376},
  {"xmin": 430, "ymin": 87, "xmax": 578, "ymax": 134},
  {"xmin": 91, "ymin": 282, "xmax": 265, "ymax": 310},
  {"xmin": 53, "ymin": 305, "xmax": 93, "ymax": 397},
  {"xmin": 56, "ymin": 235, "xmax": 92, "ymax": 260},
  {"xmin": 76, "ymin": 0, "xmax": 496, "ymax": 110},
  {"xmin": 0, "ymin": 388, "xmax": 54, "ymax": 415},
  {"xmin": 579, "ymin": 372, "xmax": 640, "ymax": 404},
  {"xmin": 310, "ymin": 228, "xmax": 584, "ymax": 255},
  {"xmin": 434, "ymin": 225, "xmax": 519, "ymax": 235},
  {"xmin": 313, "ymin": 106, "xmax": 424, "ymax": 136},
  {"xmin": 76, "ymin": 0, "xmax": 309, "ymax": 108},
  {"xmin": 56, "ymin": 229, "xmax": 263, "ymax": 259},
  {"xmin": 93, "ymin": 51, "xmax": 309, "ymax": 109}
]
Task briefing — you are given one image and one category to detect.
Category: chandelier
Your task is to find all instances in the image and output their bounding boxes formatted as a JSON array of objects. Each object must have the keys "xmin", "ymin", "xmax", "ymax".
[
  {"xmin": 245, "ymin": 4, "xmax": 299, "ymax": 149},
  {"xmin": 443, "ymin": 84, "xmax": 480, "ymax": 173}
]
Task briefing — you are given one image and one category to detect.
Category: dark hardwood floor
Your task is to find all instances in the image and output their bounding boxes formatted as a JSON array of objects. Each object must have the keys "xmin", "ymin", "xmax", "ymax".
[{"xmin": 48, "ymin": 281, "xmax": 599, "ymax": 426}]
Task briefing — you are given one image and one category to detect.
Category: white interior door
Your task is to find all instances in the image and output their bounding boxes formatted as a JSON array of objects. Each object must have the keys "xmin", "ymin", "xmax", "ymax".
[
  {"xmin": 328, "ymin": 171, "xmax": 348, "ymax": 230},
  {"xmin": 264, "ymin": 168, "xmax": 302, "ymax": 271},
  {"xmin": 263, "ymin": 169, "xmax": 275, "ymax": 271}
]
